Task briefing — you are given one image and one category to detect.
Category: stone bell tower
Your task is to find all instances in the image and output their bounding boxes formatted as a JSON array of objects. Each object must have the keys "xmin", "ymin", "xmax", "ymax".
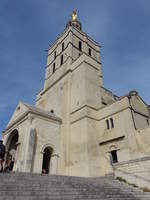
[
  {"xmin": 36, "ymin": 10, "xmax": 103, "ymax": 176},
  {"xmin": 36, "ymin": 10, "xmax": 103, "ymax": 114}
]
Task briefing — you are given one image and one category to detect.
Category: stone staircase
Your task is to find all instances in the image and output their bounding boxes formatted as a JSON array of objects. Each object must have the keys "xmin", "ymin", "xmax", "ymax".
[{"xmin": 0, "ymin": 173, "xmax": 150, "ymax": 200}]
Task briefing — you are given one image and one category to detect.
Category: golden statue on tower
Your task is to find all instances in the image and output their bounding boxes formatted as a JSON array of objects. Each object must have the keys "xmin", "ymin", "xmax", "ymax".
[
  {"xmin": 66, "ymin": 9, "xmax": 81, "ymax": 30},
  {"xmin": 72, "ymin": 9, "xmax": 77, "ymax": 21}
]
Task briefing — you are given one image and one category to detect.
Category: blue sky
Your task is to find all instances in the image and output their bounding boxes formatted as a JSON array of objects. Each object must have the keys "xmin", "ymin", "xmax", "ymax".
[{"xmin": 0, "ymin": 0, "xmax": 150, "ymax": 136}]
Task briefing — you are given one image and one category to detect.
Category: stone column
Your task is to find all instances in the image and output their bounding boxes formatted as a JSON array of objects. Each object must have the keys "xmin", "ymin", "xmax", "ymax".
[
  {"xmin": 24, "ymin": 128, "xmax": 36, "ymax": 172},
  {"xmin": 50, "ymin": 154, "xmax": 59, "ymax": 175},
  {"xmin": 13, "ymin": 142, "xmax": 21, "ymax": 171}
]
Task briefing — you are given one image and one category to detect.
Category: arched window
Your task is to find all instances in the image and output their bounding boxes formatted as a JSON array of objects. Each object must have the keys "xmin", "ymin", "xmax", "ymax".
[
  {"xmin": 110, "ymin": 150, "xmax": 118, "ymax": 163},
  {"xmin": 79, "ymin": 41, "xmax": 82, "ymax": 51},
  {"xmin": 42, "ymin": 147, "xmax": 53, "ymax": 174},
  {"xmin": 60, "ymin": 55, "xmax": 63, "ymax": 65},
  {"xmin": 53, "ymin": 63, "xmax": 55, "ymax": 73},
  {"xmin": 62, "ymin": 42, "xmax": 64, "ymax": 51},
  {"xmin": 54, "ymin": 51, "xmax": 56, "ymax": 60},
  {"xmin": 110, "ymin": 118, "xmax": 114, "ymax": 128},
  {"xmin": 89, "ymin": 48, "xmax": 91, "ymax": 56},
  {"xmin": 106, "ymin": 119, "xmax": 110, "ymax": 129}
]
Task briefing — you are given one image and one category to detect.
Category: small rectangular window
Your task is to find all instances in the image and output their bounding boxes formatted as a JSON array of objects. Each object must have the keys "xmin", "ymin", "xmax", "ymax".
[
  {"xmin": 62, "ymin": 42, "xmax": 64, "ymax": 51},
  {"xmin": 53, "ymin": 63, "xmax": 55, "ymax": 73},
  {"xmin": 110, "ymin": 118, "xmax": 114, "ymax": 128},
  {"xmin": 79, "ymin": 41, "xmax": 82, "ymax": 51},
  {"xmin": 106, "ymin": 119, "xmax": 110, "ymax": 129},
  {"xmin": 89, "ymin": 48, "xmax": 91, "ymax": 56},
  {"xmin": 54, "ymin": 51, "xmax": 56, "ymax": 59},
  {"xmin": 60, "ymin": 55, "xmax": 63, "ymax": 65}
]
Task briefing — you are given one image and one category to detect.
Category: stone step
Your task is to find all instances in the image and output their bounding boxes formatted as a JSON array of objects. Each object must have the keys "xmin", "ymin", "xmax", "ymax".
[
  {"xmin": 0, "ymin": 193, "xmax": 143, "ymax": 198},
  {"xmin": 0, "ymin": 173, "xmax": 149, "ymax": 200},
  {"xmin": 0, "ymin": 173, "xmax": 113, "ymax": 181},
  {"xmin": 0, "ymin": 197, "xmax": 141, "ymax": 200}
]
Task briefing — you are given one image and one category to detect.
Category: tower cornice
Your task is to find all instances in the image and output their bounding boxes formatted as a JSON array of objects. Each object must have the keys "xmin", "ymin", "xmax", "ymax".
[{"xmin": 48, "ymin": 25, "xmax": 100, "ymax": 53}]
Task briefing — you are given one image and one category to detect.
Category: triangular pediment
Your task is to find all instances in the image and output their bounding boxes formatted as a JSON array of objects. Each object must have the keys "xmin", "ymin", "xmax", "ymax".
[
  {"xmin": 6, "ymin": 102, "xmax": 62, "ymax": 130},
  {"xmin": 6, "ymin": 102, "xmax": 29, "ymax": 128}
]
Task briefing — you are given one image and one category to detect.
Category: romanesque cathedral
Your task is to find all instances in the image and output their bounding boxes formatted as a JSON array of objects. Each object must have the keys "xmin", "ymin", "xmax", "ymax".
[{"xmin": 2, "ymin": 10, "xmax": 150, "ymax": 183}]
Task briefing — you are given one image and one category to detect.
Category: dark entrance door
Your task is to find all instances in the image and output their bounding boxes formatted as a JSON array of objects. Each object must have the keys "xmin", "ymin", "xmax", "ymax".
[
  {"xmin": 42, "ymin": 147, "xmax": 53, "ymax": 174},
  {"xmin": 5, "ymin": 130, "xmax": 19, "ymax": 171}
]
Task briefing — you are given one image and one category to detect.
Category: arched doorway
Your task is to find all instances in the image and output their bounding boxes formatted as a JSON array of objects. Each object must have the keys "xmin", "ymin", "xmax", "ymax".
[
  {"xmin": 5, "ymin": 129, "xmax": 19, "ymax": 171},
  {"xmin": 42, "ymin": 147, "xmax": 53, "ymax": 174}
]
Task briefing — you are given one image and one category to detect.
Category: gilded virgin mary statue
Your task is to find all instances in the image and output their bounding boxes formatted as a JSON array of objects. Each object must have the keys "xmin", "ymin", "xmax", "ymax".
[{"xmin": 72, "ymin": 9, "xmax": 77, "ymax": 21}]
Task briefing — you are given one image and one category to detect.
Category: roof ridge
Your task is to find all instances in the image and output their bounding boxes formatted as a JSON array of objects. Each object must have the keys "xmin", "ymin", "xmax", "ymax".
[{"xmin": 22, "ymin": 102, "xmax": 60, "ymax": 119}]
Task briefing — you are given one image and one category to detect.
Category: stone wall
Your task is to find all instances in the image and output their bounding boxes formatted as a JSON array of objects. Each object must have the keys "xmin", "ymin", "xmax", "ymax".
[{"xmin": 114, "ymin": 157, "xmax": 150, "ymax": 181}]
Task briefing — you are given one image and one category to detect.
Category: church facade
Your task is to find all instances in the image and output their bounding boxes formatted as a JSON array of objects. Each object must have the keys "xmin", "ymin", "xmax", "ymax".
[{"xmin": 2, "ymin": 12, "xmax": 150, "ymax": 178}]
